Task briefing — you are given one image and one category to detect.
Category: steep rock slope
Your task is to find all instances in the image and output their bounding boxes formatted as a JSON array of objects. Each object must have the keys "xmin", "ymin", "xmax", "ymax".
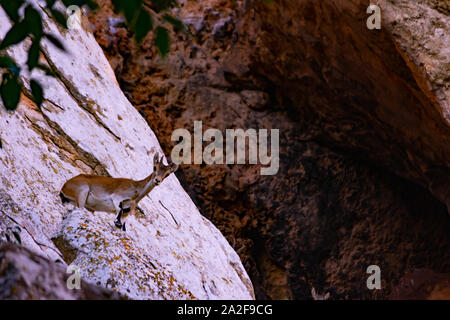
[
  {"xmin": 89, "ymin": 0, "xmax": 450, "ymax": 299},
  {"xmin": 0, "ymin": 2, "xmax": 254, "ymax": 300}
]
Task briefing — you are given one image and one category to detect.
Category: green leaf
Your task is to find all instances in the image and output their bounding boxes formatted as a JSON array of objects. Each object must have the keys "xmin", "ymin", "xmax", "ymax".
[
  {"xmin": 110, "ymin": 0, "xmax": 124, "ymax": 13},
  {"xmin": 0, "ymin": 0, "xmax": 25, "ymax": 23},
  {"xmin": 154, "ymin": 26, "xmax": 169, "ymax": 58},
  {"xmin": 27, "ymin": 37, "xmax": 41, "ymax": 71},
  {"xmin": 0, "ymin": 22, "xmax": 29, "ymax": 50},
  {"xmin": 45, "ymin": 33, "xmax": 65, "ymax": 51},
  {"xmin": 0, "ymin": 72, "xmax": 21, "ymax": 110},
  {"xmin": 163, "ymin": 14, "xmax": 184, "ymax": 32},
  {"xmin": 0, "ymin": 56, "xmax": 15, "ymax": 69},
  {"xmin": 134, "ymin": 9, "xmax": 152, "ymax": 43},
  {"xmin": 0, "ymin": 56, "xmax": 20, "ymax": 76},
  {"xmin": 112, "ymin": 0, "xmax": 143, "ymax": 24},
  {"xmin": 45, "ymin": 0, "xmax": 57, "ymax": 8},
  {"xmin": 60, "ymin": 0, "xmax": 99, "ymax": 10},
  {"xmin": 36, "ymin": 64, "xmax": 56, "ymax": 77},
  {"xmin": 85, "ymin": 0, "xmax": 99, "ymax": 10},
  {"xmin": 30, "ymin": 79, "xmax": 43, "ymax": 109},
  {"xmin": 24, "ymin": 5, "xmax": 43, "ymax": 38},
  {"xmin": 50, "ymin": 9, "xmax": 68, "ymax": 28}
]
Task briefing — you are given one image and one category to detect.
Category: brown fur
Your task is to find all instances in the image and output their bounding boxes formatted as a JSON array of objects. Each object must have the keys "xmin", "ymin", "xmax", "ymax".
[{"xmin": 60, "ymin": 153, "xmax": 178, "ymax": 230}]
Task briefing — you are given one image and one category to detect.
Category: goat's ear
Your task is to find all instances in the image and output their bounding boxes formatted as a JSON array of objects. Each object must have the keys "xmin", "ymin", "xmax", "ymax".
[
  {"xmin": 167, "ymin": 156, "xmax": 177, "ymax": 169},
  {"xmin": 170, "ymin": 162, "xmax": 179, "ymax": 172},
  {"xmin": 153, "ymin": 153, "xmax": 159, "ymax": 168}
]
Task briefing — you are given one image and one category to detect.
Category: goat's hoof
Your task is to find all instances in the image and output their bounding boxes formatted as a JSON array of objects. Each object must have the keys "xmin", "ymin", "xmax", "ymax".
[
  {"xmin": 114, "ymin": 220, "xmax": 122, "ymax": 229},
  {"xmin": 122, "ymin": 223, "xmax": 126, "ymax": 232}
]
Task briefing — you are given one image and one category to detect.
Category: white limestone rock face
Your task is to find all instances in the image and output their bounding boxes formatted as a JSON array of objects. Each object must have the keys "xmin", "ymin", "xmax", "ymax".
[{"xmin": 0, "ymin": 1, "xmax": 254, "ymax": 299}]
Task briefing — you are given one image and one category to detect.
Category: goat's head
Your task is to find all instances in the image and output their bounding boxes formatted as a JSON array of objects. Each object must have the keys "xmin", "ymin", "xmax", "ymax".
[{"xmin": 153, "ymin": 153, "xmax": 179, "ymax": 185}]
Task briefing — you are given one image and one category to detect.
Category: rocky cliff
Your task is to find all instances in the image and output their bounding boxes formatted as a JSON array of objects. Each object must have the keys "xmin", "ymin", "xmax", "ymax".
[
  {"xmin": 0, "ymin": 243, "xmax": 124, "ymax": 299},
  {"xmin": 89, "ymin": 0, "xmax": 450, "ymax": 299},
  {"xmin": 0, "ymin": 1, "xmax": 254, "ymax": 300}
]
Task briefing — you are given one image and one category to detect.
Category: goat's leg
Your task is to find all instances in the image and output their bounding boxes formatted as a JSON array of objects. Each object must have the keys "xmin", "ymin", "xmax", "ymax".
[
  {"xmin": 114, "ymin": 198, "xmax": 131, "ymax": 229},
  {"xmin": 118, "ymin": 200, "xmax": 135, "ymax": 232},
  {"xmin": 76, "ymin": 185, "xmax": 90, "ymax": 209},
  {"xmin": 114, "ymin": 207, "xmax": 123, "ymax": 229}
]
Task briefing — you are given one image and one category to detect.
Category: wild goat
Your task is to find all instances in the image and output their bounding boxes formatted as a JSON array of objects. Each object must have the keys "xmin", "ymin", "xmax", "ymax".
[{"xmin": 60, "ymin": 153, "xmax": 178, "ymax": 231}]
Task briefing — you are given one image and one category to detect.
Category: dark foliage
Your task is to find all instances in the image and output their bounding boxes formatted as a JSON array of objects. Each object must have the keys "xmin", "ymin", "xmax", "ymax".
[{"xmin": 0, "ymin": 0, "xmax": 184, "ymax": 110}]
